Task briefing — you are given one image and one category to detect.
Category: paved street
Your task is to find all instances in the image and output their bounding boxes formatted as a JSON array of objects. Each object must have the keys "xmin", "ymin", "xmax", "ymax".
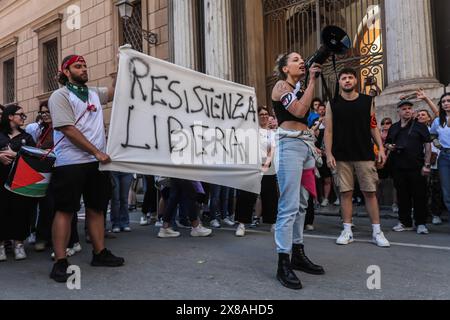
[{"xmin": 1, "ymin": 212, "xmax": 449, "ymax": 300}]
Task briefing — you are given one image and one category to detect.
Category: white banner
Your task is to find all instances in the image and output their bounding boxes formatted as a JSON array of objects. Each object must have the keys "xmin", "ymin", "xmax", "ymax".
[{"xmin": 101, "ymin": 47, "xmax": 262, "ymax": 193}]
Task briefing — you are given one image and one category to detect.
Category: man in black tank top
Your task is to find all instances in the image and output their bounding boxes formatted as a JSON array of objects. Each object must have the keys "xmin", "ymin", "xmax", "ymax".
[{"xmin": 324, "ymin": 68, "xmax": 390, "ymax": 248}]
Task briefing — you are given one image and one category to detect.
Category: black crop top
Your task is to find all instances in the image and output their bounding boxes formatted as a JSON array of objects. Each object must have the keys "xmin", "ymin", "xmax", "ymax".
[
  {"xmin": 272, "ymin": 86, "xmax": 309, "ymax": 126},
  {"xmin": 272, "ymin": 100, "xmax": 310, "ymax": 126}
]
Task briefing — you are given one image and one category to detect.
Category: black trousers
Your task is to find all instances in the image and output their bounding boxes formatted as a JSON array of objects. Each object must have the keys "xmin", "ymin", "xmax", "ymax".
[
  {"xmin": 162, "ymin": 179, "xmax": 199, "ymax": 224},
  {"xmin": 142, "ymin": 175, "xmax": 157, "ymax": 214},
  {"xmin": 428, "ymin": 169, "xmax": 445, "ymax": 217},
  {"xmin": 393, "ymin": 169, "xmax": 428, "ymax": 227},
  {"xmin": 36, "ymin": 193, "xmax": 55, "ymax": 243},
  {"xmin": 0, "ymin": 185, "xmax": 34, "ymax": 241},
  {"xmin": 235, "ymin": 175, "xmax": 278, "ymax": 224},
  {"xmin": 305, "ymin": 196, "xmax": 315, "ymax": 225}
]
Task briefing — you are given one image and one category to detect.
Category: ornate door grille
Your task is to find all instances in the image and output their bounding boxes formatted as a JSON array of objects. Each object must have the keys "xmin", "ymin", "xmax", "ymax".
[
  {"xmin": 4, "ymin": 58, "xmax": 15, "ymax": 104},
  {"xmin": 122, "ymin": 0, "xmax": 143, "ymax": 52},
  {"xmin": 264, "ymin": 0, "xmax": 384, "ymax": 103}
]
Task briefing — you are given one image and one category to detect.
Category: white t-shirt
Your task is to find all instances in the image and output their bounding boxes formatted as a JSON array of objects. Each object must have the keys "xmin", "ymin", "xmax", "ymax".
[
  {"xmin": 48, "ymin": 86, "xmax": 109, "ymax": 167},
  {"xmin": 260, "ymin": 128, "xmax": 276, "ymax": 175}
]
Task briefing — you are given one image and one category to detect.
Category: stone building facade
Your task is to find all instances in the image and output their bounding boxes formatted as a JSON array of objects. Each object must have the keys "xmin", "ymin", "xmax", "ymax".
[{"xmin": 0, "ymin": 0, "xmax": 169, "ymax": 126}]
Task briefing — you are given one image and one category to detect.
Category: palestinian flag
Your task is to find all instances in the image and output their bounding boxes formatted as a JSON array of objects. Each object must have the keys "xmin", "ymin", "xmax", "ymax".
[{"xmin": 4, "ymin": 146, "xmax": 56, "ymax": 198}]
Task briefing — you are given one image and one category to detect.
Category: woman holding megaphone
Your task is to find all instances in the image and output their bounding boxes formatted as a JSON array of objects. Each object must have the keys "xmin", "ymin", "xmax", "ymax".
[{"xmin": 271, "ymin": 53, "xmax": 325, "ymax": 290}]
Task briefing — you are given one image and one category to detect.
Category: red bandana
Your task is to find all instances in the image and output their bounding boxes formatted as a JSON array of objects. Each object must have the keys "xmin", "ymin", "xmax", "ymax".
[{"xmin": 61, "ymin": 55, "xmax": 86, "ymax": 72}]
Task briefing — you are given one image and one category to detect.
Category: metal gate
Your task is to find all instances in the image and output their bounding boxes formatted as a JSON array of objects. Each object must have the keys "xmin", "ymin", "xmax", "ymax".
[{"xmin": 264, "ymin": 0, "xmax": 384, "ymax": 103}]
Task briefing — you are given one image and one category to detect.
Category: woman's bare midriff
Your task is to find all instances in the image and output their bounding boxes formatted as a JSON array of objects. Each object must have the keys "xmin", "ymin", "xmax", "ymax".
[{"xmin": 280, "ymin": 121, "xmax": 308, "ymax": 132}]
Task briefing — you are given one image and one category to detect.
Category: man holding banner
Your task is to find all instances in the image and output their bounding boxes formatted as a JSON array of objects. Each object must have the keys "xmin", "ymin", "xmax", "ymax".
[
  {"xmin": 102, "ymin": 46, "xmax": 263, "ymax": 195},
  {"xmin": 48, "ymin": 55, "xmax": 125, "ymax": 283}
]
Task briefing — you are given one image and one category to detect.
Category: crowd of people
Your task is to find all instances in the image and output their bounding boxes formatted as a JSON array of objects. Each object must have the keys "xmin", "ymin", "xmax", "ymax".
[{"xmin": 0, "ymin": 52, "xmax": 449, "ymax": 290}]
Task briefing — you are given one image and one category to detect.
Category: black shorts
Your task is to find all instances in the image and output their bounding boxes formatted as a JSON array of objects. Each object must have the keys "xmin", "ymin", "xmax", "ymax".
[{"xmin": 51, "ymin": 162, "xmax": 111, "ymax": 213}]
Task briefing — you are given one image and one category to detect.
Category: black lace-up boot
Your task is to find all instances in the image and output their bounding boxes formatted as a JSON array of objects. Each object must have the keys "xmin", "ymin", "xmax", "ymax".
[
  {"xmin": 276, "ymin": 253, "xmax": 303, "ymax": 290},
  {"xmin": 291, "ymin": 243, "xmax": 325, "ymax": 275}
]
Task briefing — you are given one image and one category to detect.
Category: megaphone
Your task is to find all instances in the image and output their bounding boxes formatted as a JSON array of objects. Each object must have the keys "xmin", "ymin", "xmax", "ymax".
[{"xmin": 305, "ymin": 25, "xmax": 352, "ymax": 77}]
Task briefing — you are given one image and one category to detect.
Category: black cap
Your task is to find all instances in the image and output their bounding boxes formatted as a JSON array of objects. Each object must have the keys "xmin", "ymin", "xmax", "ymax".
[{"xmin": 397, "ymin": 100, "xmax": 414, "ymax": 108}]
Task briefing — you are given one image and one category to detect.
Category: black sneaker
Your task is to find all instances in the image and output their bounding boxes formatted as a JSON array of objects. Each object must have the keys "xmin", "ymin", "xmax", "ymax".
[
  {"xmin": 250, "ymin": 216, "xmax": 261, "ymax": 228},
  {"xmin": 50, "ymin": 259, "xmax": 71, "ymax": 283},
  {"xmin": 91, "ymin": 248, "xmax": 125, "ymax": 267}
]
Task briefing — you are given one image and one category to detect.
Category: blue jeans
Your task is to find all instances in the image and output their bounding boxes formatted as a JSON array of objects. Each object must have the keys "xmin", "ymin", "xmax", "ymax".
[
  {"xmin": 438, "ymin": 152, "xmax": 450, "ymax": 221},
  {"xmin": 110, "ymin": 172, "xmax": 133, "ymax": 229},
  {"xmin": 209, "ymin": 184, "xmax": 230, "ymax": 220},
  {"xmin": 275, "ymin": 136, "xmax": 315, "ymax": 254}
]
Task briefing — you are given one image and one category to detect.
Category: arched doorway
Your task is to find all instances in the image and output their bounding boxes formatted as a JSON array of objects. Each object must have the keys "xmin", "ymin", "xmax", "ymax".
[{"xmin": 264, "ymin": 0, "xmax": 385, "ymax": 104}]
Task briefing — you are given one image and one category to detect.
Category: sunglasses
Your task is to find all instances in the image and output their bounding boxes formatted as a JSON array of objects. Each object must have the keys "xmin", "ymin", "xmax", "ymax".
[{"xmin": 14, "ymin": 113, "xmax": 27, "ymax": 120}]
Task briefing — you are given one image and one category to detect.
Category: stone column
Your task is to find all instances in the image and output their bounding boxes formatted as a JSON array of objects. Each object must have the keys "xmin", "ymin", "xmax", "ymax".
[
  {"xmin": 376, "ymin": 0, "xmax": 444, "ymax": 123},
  {"xmin": 172, "ymin": 0, "xmax": 199, "ymax": 70},
  {"xmin": 204, "ymin": 0, "xmax": 233, "ymax": 80},
  {"xmin": 383, "ymin": 0, "xmax": 441, "ymax": 93}
]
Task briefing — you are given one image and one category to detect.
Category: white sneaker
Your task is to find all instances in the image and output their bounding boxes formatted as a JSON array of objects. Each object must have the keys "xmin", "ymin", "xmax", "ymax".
[
  {"xmin": 14, "ymin": 243, "xmax": 27, "ymax": 260},
  {"xmin": 305, "ymin": 224, "xmax": 315, "ymax": 231},
  {"xmin": 158, "ymin": 227, "xmax": 181, "ymax": 238},
  {"xmin": 0, "ymin": 245, "xmax": 6, "ymax": 262},
  {"xmin": 66, "ymin": 247, "xmax": 76, "ymax": 257},
  {"xmin": 417, "ymin": 225, "xmax": 430, "ymax": 235},
  {"xmin": 235, "ymin": 223, "xmax": 246, "ymax": 237},
  {"xmin": 333, "ymin": 198, "xmax": 340, "ymax": 206},
  {"xmin": 392, "ymin": 203, "xmax": 399, "ymax": 213},
  {"xmin": 209, "ymin": 219, "xmax": 221, "ymax": 228},
  {"xmin": 112, "ymin": 227, "xmax": 121, "ymax": 233},
  {"xmin": 336, "ymin": 230, "xmax": 354, "ymax": 245},
  {"xmin": 392, "ymin": 223, "xmax": 414, "ymax": 232},
  {"xmin": 122, "ymin": 226, "xmax": 132, "ymax": 232},
  {"xmin": 191, "ymin": 225, "xmax": 212, "ymax": 237},
  {"xmin": 432, "ymin": 216, "xmax": 442, "ymax": 225},
  {"xmin": 72, "ymin": 242, "xmax": 82, "ymax": 253},
  {"xmin": 27, "ymin": 233, "xmax": 36, "ymax": 245},
  {"xmin": 373, "ymin": 232, "xmax": 390, "ymax": 247},
  {"xmin": 154, "ymin": 219, "xmax": 164, "ymax": 227},
  {"xmin": 140, "ymin": 216, "xmax": 150, "ymax": 226},
  {"xmin": 320, "ymin": 199, "xmax": 329, "ymax": 207},
  {"xmin": 223, "ymin": 217, "xmax": 235, "ymax": 226}
]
